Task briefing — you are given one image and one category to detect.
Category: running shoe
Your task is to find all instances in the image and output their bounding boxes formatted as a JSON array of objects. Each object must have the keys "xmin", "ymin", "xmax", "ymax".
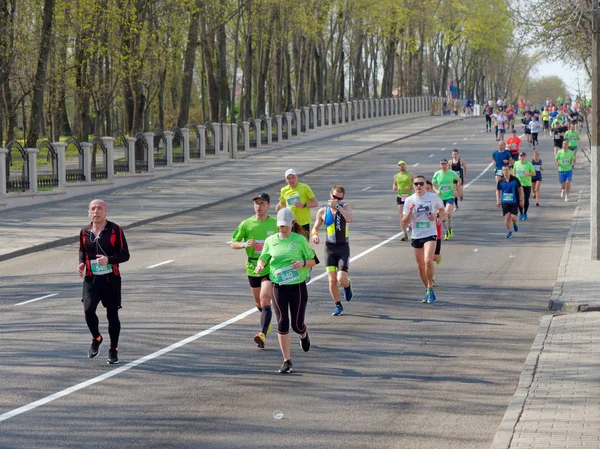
[
  {"xmin": 444, "ymin": 231, "xmax": 450, "ymax": 241},
  {"xmin": 254, "ymin": 332, "xmax": 266, "ymax": 349},
  {"xmin": 435, "ymin": 256, "xmax": 442, "ymax": 265},
  {"xmin": 532, "ymin": 192, "xmax": 536, "ymax": 198},
  {"xmin": 448, "ymin": 228, "xmax": 454, "ymax": 239},
  {"xmin": 560, "ymin": 189, "xmax": 565, "ymax": 198},
  {"xmin": 279, "ymin": 360, "xmax": 293, "ymax": 373},
  {"xmin": 426, "ymin": 288, "xmax": 437, "ymax": 303},
  {"xmin": 506, "ymin": 231, "xmax": 513, "ymax": 239},
  {"xmin": 400, "ymin": 233, "xmax": 408, "ymax": 242},
  {"xmin": 513, "ymin": 223, "xmax": 519, "ymax": 232},
  {"xmin": 344, "ymin": 279, "xmax": 353, "ymax": 302},
  {"xmin": 536, "ymin": 203, "xmax": 540, "ymax": 207},
  {"xmin": 107, "ymin": 348, "xmax": 119, "ymax": 365},
  {"xmin": 524, "ymin": 214, "xmax": 528, "ymax": 220},
  {"xmin": 332, "ymin": 303, "xmax": 344, "ymax": 316},
  {"xmin": 300, "ymin": 332, "xmax": 310, "ymax": 352},
  {"xmin": 518, "ymin": 214, "xmax": 524, "ymax": 221},
  {"xmin": 422, "ymin": 293, "xmax": 429, "ymax": 303},
  {"xmin": 565, "ymin": 196, "xmax": 569, "ymax": 202},
  {"xmin": 88, "ymin": 335, "xmax": 103, "ymax": 358}
]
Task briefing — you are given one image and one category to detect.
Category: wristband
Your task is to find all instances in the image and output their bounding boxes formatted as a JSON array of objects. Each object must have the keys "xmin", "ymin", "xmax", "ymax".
[
  {"xmin": 303, "ymin": 202, "xmax": 307, "ymax": 208},
  {"xmin": 312, "ymin": 232, "xmax": 318, "ymax": 236}
]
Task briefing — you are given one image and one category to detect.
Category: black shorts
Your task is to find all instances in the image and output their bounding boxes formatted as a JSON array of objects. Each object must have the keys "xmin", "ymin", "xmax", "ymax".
[
  {"xmin": 501, "ymin": 203, "xmax": 519, "ymax": 216},
  {"xmin": 82, "ymin": 275, "xmax": 122, "ymax": 309},
  {"xmin": 411, "ymin": 235, "xmax": 437, "ymax": 248},
  {"xmin": 248, "ymin": 274, "xmax": 270, "ymax": 288},
  {"xmin": 396, "ymin": 196, "xmax": 407, "ymax": 205},
  {"xmin": 524, "ymin": 129, "xmax": 531, "ymax": 134},
  {"xmin": 544, "ymin": 121, "xmax": 549, "ymax": 130},
  {"xmin": 435, "ymin": 239, "xmax": 441, "ymax": 255},
  {"xmin": 554, "ymin": 138, "xmax": 564, "ymax": 148},
  {"xmin": 325, "ymin": 243, "xmax": 350, "ymax": 272},
  {"xmin": 532, "ymin": 176, "xmax": 542, "ymax": 182}
]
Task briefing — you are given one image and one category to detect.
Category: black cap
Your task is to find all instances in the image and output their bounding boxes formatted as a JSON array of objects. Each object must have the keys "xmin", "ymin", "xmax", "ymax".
[
  {"xmin": 440, "ymin": 158, "xmax": 448, "ymax": 163},
  {"xmin": 519, "ymin": 152, "xmax": 527, "ymax": 156},
  {"xmin": 252, "ymin": 192, "xmax": 270, "ymax": 203}
]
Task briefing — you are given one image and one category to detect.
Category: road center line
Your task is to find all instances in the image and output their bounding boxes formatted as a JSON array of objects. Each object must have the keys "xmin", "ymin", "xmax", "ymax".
[
  {"xmin": 15, "ymin": 293, "xmax": 58, "ymax": 306},
  {"xmin": 412, "ymin": 163, "xmax": 419, "ymax": 167},
  {"xmin": 1, "ymin": 161, "xmax": 495, "ymax": 423},
  {"xmin": 146, "ymin": 260, "xmax": 174, "ymax": 269},
  {"xmin": 429, "ymin": 154, "xmax": 434, "ymax": 158},
  {"xmin": 361, "ymin": 186, "xmax": 372, "ymax": 191}
]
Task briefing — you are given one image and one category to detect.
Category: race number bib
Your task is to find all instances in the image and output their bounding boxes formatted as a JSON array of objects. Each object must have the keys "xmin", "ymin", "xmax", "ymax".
[
  {"xmin": 415, "ymin": 221, "xmax": 431, "ymax": 229},
  {"xmin": 502, "ymin": 193, "xmax": 514, "ymax": 202},
  {"xmin": 253, "ymin": 240, "xmax": 265, "ymax": 254},
  {"xmin": 440, "ymin": 185, "xmax": 451, "ymax": 192},
  {"xmin": 286, "ymin": 194, "xmax": 301, "ymax": 207},
  {"xmin": 517, "ymin": 170, "xmax": 525, "ymax": 176},
  {"xmin": 562, "ymin": 159, "xmax": 571, "ymax": 165},
  {"xmin": 400, "ymin": 194, "xmax": 409, "ymax": 201},
  {"xmin": 91, "ymin": 259, "xmax": 113, "ymax": 275},
  {"xmin": 274, "ymin": 265, "xmax": 300, "ymax": 285},
  {"xmin": 533, "ymin": 164, "xmax": 541, "ymax": 172}
]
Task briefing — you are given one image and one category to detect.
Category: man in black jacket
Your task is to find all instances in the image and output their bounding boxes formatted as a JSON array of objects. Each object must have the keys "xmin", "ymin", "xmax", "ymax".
[{"xmin": 78, "ymin": 199, "xmax": 130, "ymax": 364}]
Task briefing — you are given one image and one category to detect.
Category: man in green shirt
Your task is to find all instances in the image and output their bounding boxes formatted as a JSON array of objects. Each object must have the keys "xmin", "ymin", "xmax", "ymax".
[
  {"xmin": 512, "ymin": 152, "xmax": 536, "ymax": 220},
  {"xmin": 277, "ymin": 168, "xmax": 319, "ymax": 235},
  {"xmin": 231, "ymin": 192, "xmax": 278, "ymax": 348},
  {"xmin": 432, "ymin": 159, "xmax": 460, "ymax": 240},
  {"xmin": 564, "ymin": 124, "xmax": 580, "ymax": 164},
  {"xmin": 555, "ymin": 141, "xmax": 575, "ymax": 202}
]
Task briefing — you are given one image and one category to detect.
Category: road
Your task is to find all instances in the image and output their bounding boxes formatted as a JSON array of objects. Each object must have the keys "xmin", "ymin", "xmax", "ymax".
[{"xmin": 0, "ymin": 120, "xmax": 575, "ymax": 448}]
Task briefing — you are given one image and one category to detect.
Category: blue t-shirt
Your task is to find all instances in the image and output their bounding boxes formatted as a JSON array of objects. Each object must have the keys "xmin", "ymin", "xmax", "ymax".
[
  {"xmin": 497, "ymin": 175, "xmax": 521, "ymax": 204},
  {"xmin": 492, "ymin": 150, "xmax": 512, "ymax": 170},
  {"xmin": 549, "ymin": 111, "xmax": 558, "ymax": 121}
]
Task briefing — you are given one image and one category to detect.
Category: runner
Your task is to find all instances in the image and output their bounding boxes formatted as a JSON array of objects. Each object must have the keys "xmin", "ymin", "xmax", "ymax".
[
  {"xmin": 542, "ymin": 107, "xmax": 550, "ymax": 136},
  {"xmin": 555, "ymin": 141, "xmax": 575, "ymax": 202},
  {"xmin": 512, "ymin": 152, "xmax": 535, "ymax": 220},
  {"xmin": 255, "ymin": 208, "xmax": 318, "ymax": 373},
  {"xmin": 311, "ymin": 185, "xmax": 354, "ymax": 317},
  {"xmin": 401, "ymin": 175, "xmax": 446, "ymax": 303},
  {"xmin": 564, "ymin": 123, "xmax": 580, "ymax": 164},
  {"xmin": 392, "ymin": 160, "xmax": 414, "ymax": 241},
  {"xmin": 528, "ymin": 116, "xmax": 541, "ymax": 149},
  {"xmin": 78, "ymin": 199, "xmax": 130, "ymax": 365},
  {"xmin": 276, "ymin": 168, "xmax": 318, "ymax": 235},
  {"xmin": 231, "ymin": 192, "xmax": 278, "ymax": 348},
  {"xmin": 521, "ymin": 112, "xmax": 532, "ymax": 146},
  {"xmin": 485, "ymin": 104, "xmax": 493, "ymax": 132},
  {"xmin": 432, "ymin": 159, "xmax": 460, "ymax": 240},
  {"xmin": 425, "ymin": 180, "xmax": 443, "ymax": 265},
  {"xmin": 496, "ymin": 166, "xmax": 524, "ymax": 239},
  {"xmin": 552, "ymin": 115, "xmax": 568, "ymax": 154},
  {"xmin": 506, "ymin": 129, "xmax": 522, "ymax": 164},
  {"xmin": 450, "ymin": 149, "xmax": 467, "ymax": 208},
  {"xmin": 531, "ymin": 151, "xmax": 543, "ymax": 206},
  {"xmin": 506, "ymin": 105, "xmax": 516, "ymax": 131},
  {"xmin": 497, "ymin": 109, "xmax": 508, "ymax": 142},
  {"xmin": 491, "ymin": 141, "xmax": 512, "ymax": 184}
]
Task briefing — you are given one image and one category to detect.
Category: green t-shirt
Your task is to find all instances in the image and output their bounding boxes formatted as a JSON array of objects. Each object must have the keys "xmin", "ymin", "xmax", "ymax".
[
  {"xmin": 394, "ymin": 171, "xmax": 413, "ymax": 199},
  {"xmin": 513, "ymin": 160, "xmax": 535, "ymax": 187},
  {"xmin": 232, "ymin": 215, "xmax": 278, "ymax": 276},
  {"xmin": 564, "ymin": 130, "xmax": 580, "ymax": 148},
  {"xmin": 555, "ymin": 149, "xmax": 575, "ymax": 172},
  {"xmin": 432, "ymin": 169, "xmax": 459, "ymax": 200},
  {"xmin": 259, "ymin": 232, "xmax": 314, "ymax": 285},
  {"xmin": 280, "ymin": 182, "xmax": 315, "ymax": 226}
]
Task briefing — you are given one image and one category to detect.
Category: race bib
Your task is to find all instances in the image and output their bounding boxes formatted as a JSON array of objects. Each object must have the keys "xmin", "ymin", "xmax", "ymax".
[
  {"xmin": 502, "ymin": 193, "xmax": 514, "ymax": 202},
  {"xmin": 510, "ymin": 143, "xmax": 517, "ymax": 149},
  {"xmin": 91, "ymin": 259, "xmax": 113, "ymax": 275},
  {"xmin": 286, "ymin": 194, "xmax": 301, "ymax": 207},
  {"xmin": 441, "ymin": 185, "xmax": 450, "ymax": 191},
  {"xmin": 415, "ymin": 221, "xmax": 431, "ymax": 229},
  {"xmin": 253, "ymin": 240, "xmax": 264, "ymax": 254},
  {"xmin": 400, "ymin": 194, "xmax": 409, "ymax": 201},
  {"xmin": 533, "ymin": 164, "xmax": 541, "ymax": 172},
  {"xmin": 562, "ymin": 159, "xmax": 571, "ymax": 165},
  {"xmin": 274, "ymin": 265, "xmax": 300, "ymax": 285},
  {"xmin": 517, "ymin": 170, "xmax": 525, "ymax": 176}
]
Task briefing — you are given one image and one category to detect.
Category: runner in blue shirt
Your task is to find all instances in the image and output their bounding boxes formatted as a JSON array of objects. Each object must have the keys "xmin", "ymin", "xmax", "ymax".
[
  {"xmin": 496, "ymin": 165, "xmax": 524, "ymax": 238},
  {"xmin": 491, "ymin": 141, "xmax": 512, "ymax": 183}
]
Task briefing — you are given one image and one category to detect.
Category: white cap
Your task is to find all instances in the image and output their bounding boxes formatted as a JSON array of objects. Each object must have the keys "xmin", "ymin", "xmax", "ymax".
[
  {"xmin": 284, "ymin": 168, "xmax": 297, "ymax": 178},
  {"xmin": 277, "ymin": 208, "xmax": 295, "ymax": 227}
]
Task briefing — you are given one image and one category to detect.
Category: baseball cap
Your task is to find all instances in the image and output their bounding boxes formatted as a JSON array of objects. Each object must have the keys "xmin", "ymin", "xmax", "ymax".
[
  {"xmin": 277, "ymin": 208, "xmax": 295, "ymax": 227},
  {"xmin": 519, "ymin": 152, "xmax": 527, "ymax": 156},
  {"xmin": 440, "ymin": 158, "xmax": 448, "ymax": 163},
  {"xmin": 397, "ymin": 160, "xmax": 406, "ymax": 166},
  {"xmin": 252, "ymin": 192, "xmax": 270, "ymax": 203},
  {"xmin": 284, "ymin": 168, "xmax": 297, "ymax": 178},
  {"xmin": 512, "ymin": 129, "xmax": 517, "ymax": 133}
]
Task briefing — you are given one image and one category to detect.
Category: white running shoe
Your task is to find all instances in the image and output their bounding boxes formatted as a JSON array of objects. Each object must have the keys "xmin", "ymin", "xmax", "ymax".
[
  {"xmin": 565, "ymin": 196, "xmax": 569, "ymax": 202},
  {"xmin": 560, "ymin": 189, "xmax": 565, "ymax": 198}
]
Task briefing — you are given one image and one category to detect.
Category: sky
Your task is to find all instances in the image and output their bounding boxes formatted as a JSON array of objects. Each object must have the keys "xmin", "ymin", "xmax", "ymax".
[{"xmin": 531, "ymin": 61, "xmax": 591, "ymax": 98}]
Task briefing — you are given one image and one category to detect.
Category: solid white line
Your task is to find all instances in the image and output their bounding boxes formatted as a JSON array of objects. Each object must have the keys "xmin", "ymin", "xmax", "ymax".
[
  {"xmin": 412, "ymin": 163, "xmax": 419, "ymax": 167},
  {"xmin": 361, "ymin": 186, "xmax": 372, "ymax": 191},
  {"xmin": 15, "ymin": 293, "xmax": 58, "ymax": 306},
  {"xmin": 0, "ymin": 229, "xmax": 406, "ymax": 423},
  {"xmin": 146, "ymin": 260, "xmax": 174, "ymax": 269},
  {"xmin": 464, "ymin": 162, "xmax": 494, "ymax": 188}
]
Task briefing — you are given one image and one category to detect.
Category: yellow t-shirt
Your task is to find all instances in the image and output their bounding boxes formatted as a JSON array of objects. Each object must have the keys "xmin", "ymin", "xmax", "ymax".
[{"xmin": 280, "ymin": 182, "xmax": 315, "ymax": 226}]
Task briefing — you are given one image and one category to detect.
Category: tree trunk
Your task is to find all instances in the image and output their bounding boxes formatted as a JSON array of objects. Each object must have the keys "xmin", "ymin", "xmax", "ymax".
[
  {"xmin": 26, "ymin": 0, "xmax": 55, "ymax": 147},
  {"xmin": 177, "ymin": 6, "xmax": 200, "ymax": 127}
]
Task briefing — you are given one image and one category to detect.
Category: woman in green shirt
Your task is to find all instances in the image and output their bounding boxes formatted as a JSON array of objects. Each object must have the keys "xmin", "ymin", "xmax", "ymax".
[{"xmin": 255, "ymin": 208, "xmax": 318, "ymax": 373}]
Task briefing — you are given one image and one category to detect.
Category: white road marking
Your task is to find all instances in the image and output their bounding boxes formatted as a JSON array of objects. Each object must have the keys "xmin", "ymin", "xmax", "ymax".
[
  {"xmin": 1, "ymin": 161, "xmax": 498, "ymax": 422},
  {"xmin": 412, "ymin": 163, "xmax": 419, "ymax": 167},
  {"xmin": 463, "ymin": 137, "xmax": 468, "ymax": 140},
  {"xmin": 453, "ymin": 142, "xmax": 457, "ymax": 145},
  {"xmin": 146, "ymin": 260, "xmax": 174, "ymax": 269},
  {"xmin": 429, "ymin": 154, "xmax": 434, "ymax": 158},
  {"xmin": 361, "ymin": 186, "xmax": 372, "ymax": 191},
  {"xmin": 441, "ymin": 148, "xmax": 446, "ymax": 151},
  {"xmin": 15, "ymin": 293, "xmax": 58, "ymax": 306}
]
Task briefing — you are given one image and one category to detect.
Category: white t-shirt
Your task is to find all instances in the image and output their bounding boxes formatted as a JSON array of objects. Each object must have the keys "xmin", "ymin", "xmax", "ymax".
[
  {"xmin": 403, "ymin": 192, "xmax": 444, "ymax": 239},
  {"xmin": 528, "ymin": 120, "xmax": 540, "ymax": 133}
]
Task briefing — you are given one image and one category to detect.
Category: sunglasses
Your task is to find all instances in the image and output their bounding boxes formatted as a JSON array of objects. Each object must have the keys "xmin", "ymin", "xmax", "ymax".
[
  {"xmin": 413, "ymin": 181, "xmax": 425, "ymax": 186},
  {"xmin": 331, "ymin": 194, "xmax": 344, "ymax": 201}
]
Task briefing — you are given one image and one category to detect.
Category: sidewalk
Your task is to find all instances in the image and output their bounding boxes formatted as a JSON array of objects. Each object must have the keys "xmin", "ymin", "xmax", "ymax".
[
  {"xmin": 0, "ymin": 112, "xmax": 458, "ymax": 261},
  {"xmin": 492, "ymin": 173, "xmax": 600, "ymax": 448}
]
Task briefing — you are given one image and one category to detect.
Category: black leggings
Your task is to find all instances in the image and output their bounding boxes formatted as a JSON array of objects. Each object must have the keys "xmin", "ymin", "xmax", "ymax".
[
  {"xmin": 271, "ymin": 282, "xmax": 308, "ymax": 335},
  {"xmin": 532, "ymin": 133, "xmax": 538, "ymax": 146},
  {"xmin": 519, "ymin": 186, "xmax": 532, "ymax": 215},
  {"xmin": 84, "ymin": 297, "xmax": 121, "ymax": 348}
]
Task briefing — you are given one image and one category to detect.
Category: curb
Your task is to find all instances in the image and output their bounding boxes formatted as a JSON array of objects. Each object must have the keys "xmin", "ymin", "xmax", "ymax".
[{"xmin": 0, "ymin": 116, "xmax": 469, "ymax": 262}]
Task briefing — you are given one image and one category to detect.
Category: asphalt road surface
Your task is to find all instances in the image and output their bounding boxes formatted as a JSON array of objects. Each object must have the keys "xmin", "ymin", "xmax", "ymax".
[{"xmin": 0, "ymin": 120, "xmax": 575, "ymax": 449}]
